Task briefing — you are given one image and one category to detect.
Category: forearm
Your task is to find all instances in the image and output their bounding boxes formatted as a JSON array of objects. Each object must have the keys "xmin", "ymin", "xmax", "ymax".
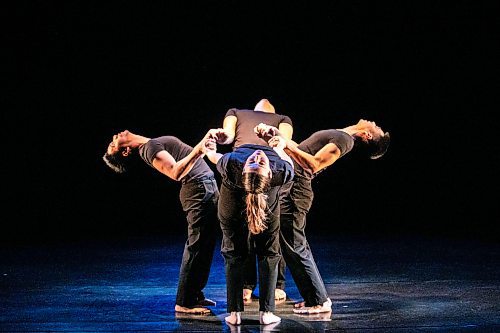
[
  {"xmin": 206, "ymin": 151, "xmax": 223, "ymax": 165},
  {"xmin": 172, "ymin": 145, "xmax": 205, "ymax": 181},
  {"xmin": 283, "ymin": 145, "xmax": 318, "ymax": 174}
]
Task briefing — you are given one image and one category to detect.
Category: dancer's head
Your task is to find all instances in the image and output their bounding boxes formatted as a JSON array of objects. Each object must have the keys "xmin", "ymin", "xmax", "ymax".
[
  {"xmin": 102, "ymin": 130, "xmax": 134, "ymax": 173},
  {"xmin": 242, "ymin": 150, "xmax": 272, "ymax": 234},
  {"xmin": 254, "ymin": 98, "xmax": 276, "ymax": 114},
  {"xmin": 352, "ymin": 119, "xmax": 390, "ymax": 159}
]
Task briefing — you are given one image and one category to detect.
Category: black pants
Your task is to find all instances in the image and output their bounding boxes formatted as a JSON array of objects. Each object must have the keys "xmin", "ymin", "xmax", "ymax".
[
  {"xmin": 279, "ymin": 176, "xmax": 329, "ymax": 306},
  {"xmin": 242, "ymin": 251, "xmax": 286, "ymax": 291},
  {"xmin": 219, "ymin": 183, "xmax": 281, "ymax": 312},
  {"xmin": 176, "ymin": 177, "xmax": 219, "ymax": 307}
]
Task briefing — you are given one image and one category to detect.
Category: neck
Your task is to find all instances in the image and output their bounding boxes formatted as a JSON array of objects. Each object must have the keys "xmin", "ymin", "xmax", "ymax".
[
  {"xmin": 124, "ymin": 132, "xmax": 150, "ymax": 149},
  {"xmin": 254, "ymin": 108, "xmax": 275, "ymax": 114},
  {"xmin": 339, "ymin": 124, "xmax": 361, "ymax": 137}
]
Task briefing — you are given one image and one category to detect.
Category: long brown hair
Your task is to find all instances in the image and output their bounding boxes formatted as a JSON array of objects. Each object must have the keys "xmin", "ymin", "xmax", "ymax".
[{"xmin": 243, "ymin": 172, "xmax": 271, "ymax": 234}]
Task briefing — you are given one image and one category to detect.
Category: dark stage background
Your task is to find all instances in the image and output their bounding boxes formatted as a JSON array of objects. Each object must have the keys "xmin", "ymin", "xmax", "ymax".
[{"xmin": 3, "ymin": 2, "xmax": 498, "ymax": 244}]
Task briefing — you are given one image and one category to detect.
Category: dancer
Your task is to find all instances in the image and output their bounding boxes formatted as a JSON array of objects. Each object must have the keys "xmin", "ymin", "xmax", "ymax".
[
  {"xmin": 205, "ymin": 130, "xmax": 294, "ymax": 325},
  {"xmin": 255, "ymin": 119, "xmax": 390, "ymax": 314},
  {"xmin": 219, "ymin": 98, "xmax": 292, "ymax": 302},
  {"xmin": 103, "ymin": 129, "xmax": 220, "ymax": 314}
]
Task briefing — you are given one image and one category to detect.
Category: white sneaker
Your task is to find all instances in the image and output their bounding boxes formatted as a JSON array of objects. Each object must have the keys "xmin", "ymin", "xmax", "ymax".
[{"xmin": 259, "ymin": 311, "xmax": 281, "ymax": 325}]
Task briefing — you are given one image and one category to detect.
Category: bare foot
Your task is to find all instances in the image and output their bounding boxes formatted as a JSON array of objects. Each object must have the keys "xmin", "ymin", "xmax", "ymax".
[
  {"xmin": 243, "ymin": 288, "xmax": 252, "ymax": 301},
  {"xmin": 294, "ymin": 301, "xmax": 305, "ymax": 308},
  {"xmin": 225, "ymin": 311, "xmax": 242, "ymax": 325},
  {"xmin": 174, "ymin": 304, "xmax": 211, "ymax": 314},
  {"xmin": 259, "ymin": 311, "xmax": 281, "ymax": 325},
  {"xmin": 274, "ymin": 288, "xmax": 286, "ymax": 301},
  {"xmin": 293, "ymin": 298, "xmax": 332, "ymax": 314}
]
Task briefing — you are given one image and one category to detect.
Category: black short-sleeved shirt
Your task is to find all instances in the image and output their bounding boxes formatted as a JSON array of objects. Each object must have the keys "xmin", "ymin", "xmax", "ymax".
[
  {"xmin": 216, "ymin": 144, "xmax": 294, "ymax": 189},
  {"xmin": 139, "ymin": 136, "xmax": 214, "ymax": 182},
  {"xmin": 296, "ymin": 129, "xmax": 354, "ymax": 179},
  {"xmin": 225, "ymin": 108, "xmax": 293, "ymax": 148}
]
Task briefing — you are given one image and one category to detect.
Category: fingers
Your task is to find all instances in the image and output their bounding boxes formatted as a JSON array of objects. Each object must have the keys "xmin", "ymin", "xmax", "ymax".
[
  {"xmin": 254, "ymin": 124, "xmax": 271, "ymax": 139},
  {"xmin": 268, "ymin": 137, "xmax": 280, "ymax": 148},
  {"xmin": 201, "ymin": 137, "xmax": 217, "ymax": 154},
  {"xmin": 206, "ymin": 138, "xmax": 217, "ymax": 150},
  {"xmin": 268, "ymin": 136, "xmax": 285, "ymax": 149}
]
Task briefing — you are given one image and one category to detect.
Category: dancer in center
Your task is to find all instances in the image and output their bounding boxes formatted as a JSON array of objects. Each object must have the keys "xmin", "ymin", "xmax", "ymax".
[
  {"xmin": 205, "ymin": 126, "xmax": 294, "ymax": 325},
  {"xmin": 218, "ymin": 98, "xmax": 293, "ymax": 302}
]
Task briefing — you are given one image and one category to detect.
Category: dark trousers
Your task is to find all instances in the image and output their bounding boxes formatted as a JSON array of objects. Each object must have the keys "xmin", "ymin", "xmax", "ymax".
[
  {"xmin": 219, "ymin": 184, "xmax": 281, "ymax": 312},
  {"xmin": 242, "ymin": 251, "xmax": 286, "ymax": 291},
  {"xmin": 279, "ymin": 176, "xmax": 329, "ymax": 306},
  {"xmin": 176, "ymin": 177, "xmax": 219, "ymax": 307}
]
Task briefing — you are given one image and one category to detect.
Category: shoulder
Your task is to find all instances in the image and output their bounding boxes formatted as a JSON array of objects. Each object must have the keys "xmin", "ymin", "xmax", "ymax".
[
  {"xmin": 151, "ymin": 136, "xmax": 183, "ymax": 145},
  {"xmin": 278, "ymin": 114, "xmax": 293, "ymax": 125},
  {"xmin": 225, "ymin": 108, "xmax": 241, "ymax": 117}
]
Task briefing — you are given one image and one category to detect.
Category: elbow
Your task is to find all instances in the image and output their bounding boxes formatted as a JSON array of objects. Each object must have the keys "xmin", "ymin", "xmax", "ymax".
[
  {"xmin": 308, "ymin": 160, "xmax": 322, "ymax": 174},
  {"xmin": 223, "ymin": 136, "xmax": 235, "ymax": 145},
  {"xmin": 172, "ymin": 171, "xmax": 183, "ymax": 182},
  {"xmin": 167, "ymin": 167, "xmax": 183, "ymax": 182}
]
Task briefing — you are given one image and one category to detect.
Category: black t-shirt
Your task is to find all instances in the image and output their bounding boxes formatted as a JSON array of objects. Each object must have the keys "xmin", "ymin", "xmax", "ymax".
[
  {"xmin": 216, "ymin": 144, "xmax": 294, "ymax": 189},
  {"xmin": 225, "ymin": 108, "xmax": 293, "ymax": 148},
  {"xmin": 139, "ymin": 136, "xmax": 214, "ymax": 182},
  {"xmin": 296, "ymin": 129, "xmax": 354, "ymax": 178}
]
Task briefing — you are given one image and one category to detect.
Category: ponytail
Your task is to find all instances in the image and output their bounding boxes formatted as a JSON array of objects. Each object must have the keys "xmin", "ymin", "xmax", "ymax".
[
  {"xmin": 243, "ymin": 172, "xmax": 271, "ymax": 234},
  {"xmin": 246, "ymin": 192, "xmax": 269, "ymax": 234}
]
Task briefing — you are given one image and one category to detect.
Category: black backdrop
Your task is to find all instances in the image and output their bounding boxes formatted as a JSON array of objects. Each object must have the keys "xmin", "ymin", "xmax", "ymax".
[{"xmin": 3, "ymin": 2, "xmax": 498, "ymax": 243}]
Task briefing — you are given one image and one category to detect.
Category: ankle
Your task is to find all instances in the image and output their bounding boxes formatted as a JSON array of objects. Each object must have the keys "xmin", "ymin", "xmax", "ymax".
[{"xmin": 225, "ymin": 311, "xmax": 241, "ymax": 325}]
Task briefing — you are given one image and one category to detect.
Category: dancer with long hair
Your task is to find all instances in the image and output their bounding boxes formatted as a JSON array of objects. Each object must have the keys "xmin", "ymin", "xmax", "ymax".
[{"xmin": 205, "ymin": 129, "xmax": 294, "ymax": 325}]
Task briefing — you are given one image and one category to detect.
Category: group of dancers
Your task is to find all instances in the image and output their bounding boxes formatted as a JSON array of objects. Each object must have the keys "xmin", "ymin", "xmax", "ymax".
[{"xmin": 102, "ymin": 98, "xmax": 390, "ymax": 326}]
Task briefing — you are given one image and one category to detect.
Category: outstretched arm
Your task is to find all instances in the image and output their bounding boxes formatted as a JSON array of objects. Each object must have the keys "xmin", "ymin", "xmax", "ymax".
[
  {"xmin": 285, "ymin": 142, "xmax": 341, "ymax": 174},
  {"xmin": 205, "ymin": 143, "xmax": 223, "ymax": 165},
  {"xmin": 267, "ymin": 136, "xmax": 294, "ymax": 168},
  {"xmin": 151, "ymin": 130, "xmax": 215, "ymax": 181}
]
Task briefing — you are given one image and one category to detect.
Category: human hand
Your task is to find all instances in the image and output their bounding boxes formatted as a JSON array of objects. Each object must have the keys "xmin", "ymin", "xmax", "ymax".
[
  {"xmin": 254, "ymin": 123, "xmax": 278, "ymax": 141},
  {"xmin": 206, "ymin": 128, "xmax": 229, "ymax": 144},
  {"xmin": 268, "ymin": 136, "xmax": 286, "ymax": 150},
  {"xmin": 201, "ymin": 138, "xmax": 217, "ymax": 154}
]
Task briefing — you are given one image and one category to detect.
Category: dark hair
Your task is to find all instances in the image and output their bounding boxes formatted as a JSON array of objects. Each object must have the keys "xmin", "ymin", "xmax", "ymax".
[
  {"xmin": 102, "ymin": 152, "xmax": 127, "ymax": 173},
  {"xmin": 355, "ymin": 131, "xmax": 391, "ymax": 160},
  {"xmin": 369, "ymin": 131, "xmax": 391, "ymax": 159},
  {"xmin": 243, "ymin": 172, "xmax": 271, "ymax": 234}
]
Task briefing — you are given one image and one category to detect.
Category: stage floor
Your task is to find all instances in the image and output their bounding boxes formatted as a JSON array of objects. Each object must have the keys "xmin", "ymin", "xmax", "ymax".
[{"xmin": 1, "ymin": 233, "xmax": 499, "ymax": 332}]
